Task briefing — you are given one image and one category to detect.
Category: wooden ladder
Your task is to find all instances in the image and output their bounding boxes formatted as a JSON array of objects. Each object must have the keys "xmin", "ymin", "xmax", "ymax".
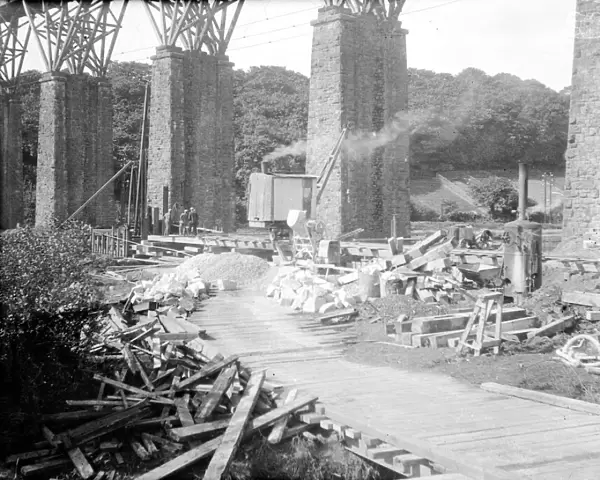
[{"xmin": 456, "ymin": 292, "xmax": 503, "ymax": 356}]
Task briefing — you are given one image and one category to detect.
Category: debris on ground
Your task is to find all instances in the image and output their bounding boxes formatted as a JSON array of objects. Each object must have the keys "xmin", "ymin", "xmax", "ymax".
[
  {"xmin": 555, "ymin": 334, "xmax": 600, "ymax": 374},
  {"xmin": 175, "ymin": 252, "xmax": 271, "ymax": 289},
  {"xmin": 265, "ymin": 230, "xmax": 487, "ymax": 315},
  {"xmin": 6, "ymin": 309, "xmax": 318, "ymax": 480}
]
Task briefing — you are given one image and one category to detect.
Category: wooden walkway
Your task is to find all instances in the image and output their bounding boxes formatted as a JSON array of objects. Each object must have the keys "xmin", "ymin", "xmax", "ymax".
[{"xmin": 189, "ymin": 292, "xmax": 600, "ymax": 480}]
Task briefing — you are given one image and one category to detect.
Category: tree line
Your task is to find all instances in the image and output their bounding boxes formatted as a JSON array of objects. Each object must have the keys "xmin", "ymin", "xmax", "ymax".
[{"xmin": 15, "ymin": 62, "xmax": 569, "ymax": 223}]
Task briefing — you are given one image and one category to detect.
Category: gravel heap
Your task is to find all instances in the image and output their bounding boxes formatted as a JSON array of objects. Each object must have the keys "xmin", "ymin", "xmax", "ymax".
[{"xmin": 175, "ymin": 252, "xmax": 271, "ymax": 288}]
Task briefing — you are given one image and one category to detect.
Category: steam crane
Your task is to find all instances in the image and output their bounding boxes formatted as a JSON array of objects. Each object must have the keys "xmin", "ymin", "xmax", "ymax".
[{"xmin": 246, "ymin": 127, "xmax": 349, "ymax": 245}]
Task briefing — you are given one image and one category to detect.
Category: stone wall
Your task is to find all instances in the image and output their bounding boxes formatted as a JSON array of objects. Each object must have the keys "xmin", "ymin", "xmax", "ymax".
[
  {"xmin": 563, "ymin": 0, "xmax": 600, "ymax": 237},
  {"xmin": 148, "ymin": 47, "xmax": 236, "ymax": 233},
  {"xmin": 0, "ymin": 91, "xmax": 23, "ymax": 229},
  {"xmin": 307, "ymin": 6, "xmax": 410, "ymax": 239},
  {"xmin": 147, "ymin": 46, "xmax": 186, "ymax": 217},
  {"xmin": 35, "ymin": 73, "xmax": 115, "ymax": 226}
]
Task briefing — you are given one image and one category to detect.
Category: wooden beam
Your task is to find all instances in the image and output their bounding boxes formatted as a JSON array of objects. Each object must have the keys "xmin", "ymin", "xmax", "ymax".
[
  {"xmin": 562, "ymin": 291, "xmax": 600, "ymax": 307},
  {"xmin": 481, "ymin": 382, "xmax": 600, "ymax": 416},
  {"xmin": 194, "ymin": 364, "xmax": 237, "ymax": 422},
  {"xmin": 176, "ymin": 355, "xmax": 239, "ymax": 391},
  {"xmin": 267, "ymin": 388, "xmax": 298, "ymax": 444},
  {"xmin": 136, "ymin": 395, "xmax": 318, "ymax": 480},
  {"xmin": 202, "ymin": 370, "xmax": 266, "ymax": 479},
  {"xmin": 168, "ymin": 418, "xmax": 231, "ymax": 442}
]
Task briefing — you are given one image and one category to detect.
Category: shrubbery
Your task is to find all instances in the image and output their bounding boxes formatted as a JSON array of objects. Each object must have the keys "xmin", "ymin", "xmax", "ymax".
[
  {"xmin": 0, "ymin": 222, "xmax": 107, "ymax": 454},
  {"xmin": 409, "ymin": 200, "xmax": 439, "ymax": 221},
  {"xmin": 469, "ymin": 176, "xmax": 537, "ymax": 221}
]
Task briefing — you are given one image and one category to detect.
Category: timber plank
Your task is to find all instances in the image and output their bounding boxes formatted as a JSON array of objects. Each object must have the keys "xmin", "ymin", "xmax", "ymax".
[
  {"xmin": 562, "ymin": 291, "xmax": 600, "ymax": 307},
  {"xmin": 194, "ymin": 364, "xmax": 237, "ymax": 422},
  {"xmin": 268, "ymin": 388, "xmax": 298, "ymax": 444},
  {"xmin": 168, "ymin": 418, "xmax": 231, "ymax": 442},
  {"xmin": 203, "ymin": 370, "xmax": 266, "ymax": 479},
  {"xmin": 176, "ymin": 355, "xmax": 239, "ymax": 391},
  {"xmin": 481, "ymin": 383, "xmax": 600, "ymax": 416},
  {"xmin": 137, "ymin": 394, "xmax": 318, "ymax": 480}
]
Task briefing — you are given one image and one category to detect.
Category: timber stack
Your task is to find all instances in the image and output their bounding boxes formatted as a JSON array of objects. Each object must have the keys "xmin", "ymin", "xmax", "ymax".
[{"xmin": 6, "ymin": 309, "xmax": 319, "ymax": 480}]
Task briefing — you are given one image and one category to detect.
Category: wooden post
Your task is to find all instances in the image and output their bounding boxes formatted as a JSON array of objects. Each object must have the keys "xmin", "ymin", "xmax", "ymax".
[
  {"xmin": 163, "ymin": 186, "xmax": 169, "ymax": 219},
  {"xmin": 152, "ymin": 207, "xmax": 161, "ymax": 235},
  {"xmin": 125, "ymin": 228, "xmax": 131, "ymax": 257}
]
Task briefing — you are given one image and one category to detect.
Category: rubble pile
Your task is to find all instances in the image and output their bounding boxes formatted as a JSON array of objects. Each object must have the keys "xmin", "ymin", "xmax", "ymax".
[
  {"xmin": 175, "ymin": 252, "xmax": 271, "ymax": 290},
  {"xmin": 266, "ymin": 266, "xmax": 362, "ymax": 314},
  {"xmin": 265, "ymin": 230, "xmax": 481, "ymax": 314},
  {"xmin": 7, "ymin": 308, "xmax": 318, "ymax": 480}
]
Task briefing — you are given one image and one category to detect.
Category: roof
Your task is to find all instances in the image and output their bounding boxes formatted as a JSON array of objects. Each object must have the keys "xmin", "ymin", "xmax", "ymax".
[{"xmin": 272, "ymin": 173, "xmax": 318, "ymax": 179}]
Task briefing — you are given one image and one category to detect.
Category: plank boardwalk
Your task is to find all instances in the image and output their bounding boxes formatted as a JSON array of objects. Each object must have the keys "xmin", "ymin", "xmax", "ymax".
[{"xmin": 189, "ymin": 292, "xmax": 600, "ymax": 480}]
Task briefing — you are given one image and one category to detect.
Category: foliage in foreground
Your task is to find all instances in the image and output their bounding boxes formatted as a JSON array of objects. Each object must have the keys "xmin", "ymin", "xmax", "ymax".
[
  {"xmin": 0, "ymin": 223, "xmax": 107, "ymax": 455},
  {"xmin": 228, "ymin": 435, "xmax": 382, "ymax": 480}
]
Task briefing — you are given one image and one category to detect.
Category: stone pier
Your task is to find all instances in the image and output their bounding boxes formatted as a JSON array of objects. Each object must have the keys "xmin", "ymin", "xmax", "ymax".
[
  {"xmin": 306, "ymin": 6, "xmax": 410, "ymax": 239},
  {"xmin": 147, "ymin": 47, "xmax": 236, "ymax": 233},
  {"xmin": 35, "ymin": 73, "xmax": 114, "ymax": 226},
  {"xmin": 0, "ymin": 91, "xmax": 23, "ymax": 229},
  {"xmin": 563, "ymin": 0, "xmax": 600, "ymax": 237}
]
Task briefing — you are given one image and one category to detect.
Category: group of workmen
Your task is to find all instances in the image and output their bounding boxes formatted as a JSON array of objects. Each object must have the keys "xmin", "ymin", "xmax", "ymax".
[{"xmin": 162, "ymin": 203, "xmax": 199, "ymax": 236}]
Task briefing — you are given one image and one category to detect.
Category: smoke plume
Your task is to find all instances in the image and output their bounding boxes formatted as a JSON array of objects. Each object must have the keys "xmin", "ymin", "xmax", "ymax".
[
  {"xmin": 263, "ymin": 140, "xmax": 307, "ymax": 163},
  {"xmin": 343, "ymin": 112, "xmax": 411, "ymax": 155}
]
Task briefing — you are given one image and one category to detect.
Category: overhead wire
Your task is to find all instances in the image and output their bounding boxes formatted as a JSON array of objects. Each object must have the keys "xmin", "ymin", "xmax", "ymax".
[{"xmin": 12, "ymin": 0, "xmax": 466, "ymax": 74}]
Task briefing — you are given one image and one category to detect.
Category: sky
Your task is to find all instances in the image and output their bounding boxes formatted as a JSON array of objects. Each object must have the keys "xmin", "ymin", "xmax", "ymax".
[{"xmin": 20, "ymin": 0, "xmax": 577, "ymax": 92}]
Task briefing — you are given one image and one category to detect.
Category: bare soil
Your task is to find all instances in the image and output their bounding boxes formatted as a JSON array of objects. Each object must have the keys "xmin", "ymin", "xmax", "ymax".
[{"xmin": 345, "ymin": 277, "xmax": 600, "ymax": 404}]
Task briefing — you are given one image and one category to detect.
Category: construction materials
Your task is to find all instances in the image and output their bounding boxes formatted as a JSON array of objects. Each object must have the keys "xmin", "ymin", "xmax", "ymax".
[
  {"xmin": 456, "ymin": 292, "xmax": 503, "ymax": 356},
  {"xmin": 12, "ymin": 308, "xmax": 318, "ymax": 480},
  {"xmin": 562, "ymin": 291, "xmax": 600, "ymax": 307},
  {"xmin": 481, "ymin": 382, "xmax": 600, "ymax": 416}
]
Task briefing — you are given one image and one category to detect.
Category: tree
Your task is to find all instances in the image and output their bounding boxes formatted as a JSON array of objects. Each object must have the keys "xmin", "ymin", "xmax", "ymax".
[
  {"xmin": 469, "ymin": 176, "xmax": 536, "ymax": 220},
  {"xmin": 407, "ymin": 67, "xmax": 570, "ymax": 172},
  {"xmin": 233, "ymin": 66, "xmax": 309, "ymax": 202},
  {"xmin": 108, "ymin": 61, "xmax": 151, "ymax": 169}
]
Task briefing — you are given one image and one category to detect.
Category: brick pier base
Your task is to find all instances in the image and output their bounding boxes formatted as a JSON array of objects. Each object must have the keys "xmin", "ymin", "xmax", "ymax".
[
  {"xmin": 35, "ymin": 72, "xmax": 114, "ymax": 227},
  {"xmin": 306, "ymin": 7, "xmax": 410, "ymax": 239},
  {"xmin": 563, "ymin": 0, "xmax": 600, "ymax": 237},
  {"xmin": 148, "ymin": 46, "xmax": 235, "ymax": 233},
  {"xmin": 0, "ymin": 91, "xmax": 24, "ymax": 229}
]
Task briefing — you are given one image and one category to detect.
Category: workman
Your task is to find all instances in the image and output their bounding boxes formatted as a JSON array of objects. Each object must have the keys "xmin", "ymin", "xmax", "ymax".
[
  {"xmin": 189, "ymin": 207, "xmax": 199, "ymax": 236},
  {"xmin": 163, "ymin": 208, "xmax": 171, "ymax": 235},
  {"xmin": 172, "ymin": 202, "xmax": 181, "ymax": 232},
  {"xmin": 179, "ymin": 209, "xmax": 189, "ymax": 236}
]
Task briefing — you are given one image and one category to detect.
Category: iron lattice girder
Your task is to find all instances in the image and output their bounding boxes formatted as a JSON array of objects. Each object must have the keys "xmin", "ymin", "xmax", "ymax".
[
  {"xmin": 0, "ymin": 12, "xmax": 30, "ymax": 85},
  {"xmin": 143, "ymin": 0, "xmax": 244, "ymax": 55},
  {"xmin": 322, "ymin": 0, "xmax": 406, "ymax": 20},
  {"xmin": 22, "ymin": 0, "xmax": 128, "ymax": 76}
]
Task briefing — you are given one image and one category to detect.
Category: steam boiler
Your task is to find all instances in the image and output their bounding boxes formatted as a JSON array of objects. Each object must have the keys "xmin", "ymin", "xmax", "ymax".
[{"xmin": 502, "ymin": 162, "xmax": 543, "ymax": 301}]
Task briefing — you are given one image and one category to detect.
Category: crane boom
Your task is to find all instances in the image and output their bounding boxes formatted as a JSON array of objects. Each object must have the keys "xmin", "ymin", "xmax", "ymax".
[{"xmin": 315, "ymin": 127, "xmax": 348, "ymax": 205}]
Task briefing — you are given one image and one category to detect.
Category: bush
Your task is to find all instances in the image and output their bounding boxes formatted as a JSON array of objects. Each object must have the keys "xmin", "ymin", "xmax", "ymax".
[
  {"xmin": 528, "ymin": 202, "xmax": 564, "ymax": 224},
  {"xmin": 0, "ymin": 222, "xmax": 107, "ymax": 454},
  {"xmin": 444, "ymin": 210, "xmax": 487, "ymax": 223},
  {"xmin": 469, "ymin": 176, "xmax": 536, "ymax": 220},
  {"xmin": 410, "ymin": 201, "xmax": 439, "ymax": 221},
  {"xmin": 236, "ymin": 198, "xmax": 248, "ymax": 227}
]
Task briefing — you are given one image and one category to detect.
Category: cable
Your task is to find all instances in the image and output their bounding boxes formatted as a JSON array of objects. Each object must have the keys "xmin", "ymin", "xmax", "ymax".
[
  {"xmin": 229, "ymin": 22, "xmax": 308, "ymax": 42},
  {"xmin": 236, "ymin": 6, "xmax": 315, "ymax": 28},
  {"xmin": 400, "ymin": 0, "xmax": 465, "ymax": 17},
  {"xmin": 229, "ymin": 32, "xmax": 312, "ymax": 52},
  {"xmin": 108, "ymin": 0, "xmax": 465, "ymax": 59}
]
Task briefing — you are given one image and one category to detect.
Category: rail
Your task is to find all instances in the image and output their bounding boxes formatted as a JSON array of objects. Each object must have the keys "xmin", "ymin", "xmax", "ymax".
[{"xmin": 91, "ymin": 227, "xmax": 131, "ymax": 258}]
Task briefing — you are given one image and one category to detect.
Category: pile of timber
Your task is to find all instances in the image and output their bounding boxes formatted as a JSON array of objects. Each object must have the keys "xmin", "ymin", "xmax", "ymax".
[
  {"xmin": 395, "ymin": 305, "xmax": 541, "ymax": 349},
  {"xmin": 6, "ymin": 312, "xmax": 318, "ymax": 480},
  {"xmin": 395, "ymin": 305, "xmax": 578, "ymax": 350}
]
